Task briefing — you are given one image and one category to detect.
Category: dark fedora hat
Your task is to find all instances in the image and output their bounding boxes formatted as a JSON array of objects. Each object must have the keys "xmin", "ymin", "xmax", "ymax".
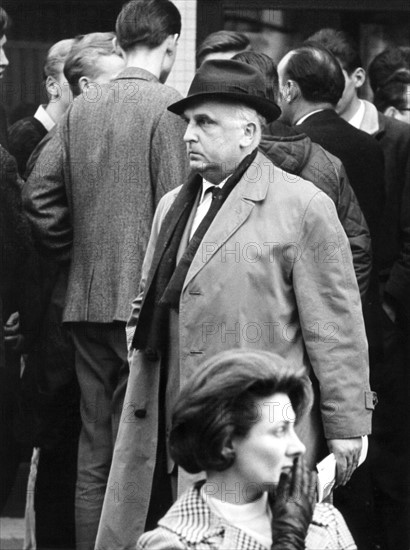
[{"xmin": 168, "ymin": 59, "xmax": 281, "ymax": 122}]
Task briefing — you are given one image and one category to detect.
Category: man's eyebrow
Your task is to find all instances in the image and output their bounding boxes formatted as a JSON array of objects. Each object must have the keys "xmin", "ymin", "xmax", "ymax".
[{"xmin": 194, "ymin": 113, "xmax": 215, "ymax": 122}]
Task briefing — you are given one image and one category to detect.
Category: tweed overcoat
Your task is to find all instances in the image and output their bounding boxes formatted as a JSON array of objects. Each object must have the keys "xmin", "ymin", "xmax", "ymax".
[
  {"xmin": 96, "ymin": 151, "xmax": 374, "ymax": 550},
  {"xmin": 23, "ymin": 67, "xmax": 189, "ymax": 323}
]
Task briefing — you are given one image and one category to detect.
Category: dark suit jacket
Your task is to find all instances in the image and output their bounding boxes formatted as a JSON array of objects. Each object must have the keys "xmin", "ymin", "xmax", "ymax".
[
  {"xmin": 23, "ymin": 67, "xmax": 190, "ymax": 323},
  {"xmin": 296, "ymin": 109, "xmax": 385, "ymax": 248},
  {"xmin": 0, "ymin": 103, "xmax": 8, "ymax": 150},
  {"xmin": 374, "ymin": 113, "xmax": 410, "ymax": 314},
  {"xmin": 0, "ymin": 146, "xmax": 28, "ymax": 367},
  {"xmin": 8, "ymin": 115, "xmax": 48, "ymax": 176}
]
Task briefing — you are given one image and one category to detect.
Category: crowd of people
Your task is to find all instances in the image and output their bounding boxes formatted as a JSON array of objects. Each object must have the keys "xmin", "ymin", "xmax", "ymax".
[{"xmin": 1, "ymin": 1, "xmax": 409, "ymax": 549}]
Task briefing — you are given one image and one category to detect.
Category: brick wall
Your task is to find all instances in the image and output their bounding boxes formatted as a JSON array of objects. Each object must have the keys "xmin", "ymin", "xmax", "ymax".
[{"xmin": 166, "ymin": 0, "xmax": 197, "ymax": 97}]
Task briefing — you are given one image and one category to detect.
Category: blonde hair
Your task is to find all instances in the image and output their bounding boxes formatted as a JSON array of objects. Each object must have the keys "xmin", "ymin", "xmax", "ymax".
[{"xmin": 43, "ymin": 38, "xmax": 75, "ymax": 80}]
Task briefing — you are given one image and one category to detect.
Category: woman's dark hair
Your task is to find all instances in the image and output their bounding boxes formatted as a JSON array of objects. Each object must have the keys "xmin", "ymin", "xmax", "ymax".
[
  {"xmin": 284, "ymin": 44, "xmax": 345, "ymax": 106},
  {"xmin": 0, "ymin": 8, "xmax": 9, "ymax": 38},
  {"xmin": 233, "ymin": 51, "xmax": 278, "ymax": 102},
  {"xmin": 170, "ymin": 349, "xmax": 311, "ymax": 474},
  {"xmin": 197, "ymin": 30, "xmax": 250, "ymax": 67},
  {"xmin": 116, "ymin": 0, "xmax": 181, "ymax": 53}
]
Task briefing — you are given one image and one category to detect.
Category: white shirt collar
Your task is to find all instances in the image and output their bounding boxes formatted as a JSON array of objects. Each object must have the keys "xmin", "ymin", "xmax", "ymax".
[
  {"xmin": 348, "ymin": 99, "xmax": 365, "ymax": 129},
  {"xmin": 34, "ymin": 105, "xmax": 55, "ymax": 132},
  {"xmin": 295, "ymin": 108, "xmax": 326, "ymax": 125}
]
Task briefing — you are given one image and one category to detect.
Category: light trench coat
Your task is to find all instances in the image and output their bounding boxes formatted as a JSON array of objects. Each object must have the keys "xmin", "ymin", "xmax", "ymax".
[{"xmin": 95, "ymin": 151, "xmax": 373, "ymax": 550}]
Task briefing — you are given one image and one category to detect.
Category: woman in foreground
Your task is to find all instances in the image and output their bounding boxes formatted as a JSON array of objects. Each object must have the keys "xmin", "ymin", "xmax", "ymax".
[{"xmin": 137, "ymin": 349, "xmax": 357, "ymax": 550}]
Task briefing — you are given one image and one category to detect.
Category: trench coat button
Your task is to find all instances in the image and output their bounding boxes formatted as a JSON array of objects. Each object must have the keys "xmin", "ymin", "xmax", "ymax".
[{"xmin": 134, "ymin": 409, "xmax": 147, "ymax": 419}]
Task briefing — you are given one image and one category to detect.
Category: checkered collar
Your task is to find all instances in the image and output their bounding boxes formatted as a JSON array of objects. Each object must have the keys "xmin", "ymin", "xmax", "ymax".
[{"xmin": 158, "ymin": 482, "xmax": 267, "ymax": 549}]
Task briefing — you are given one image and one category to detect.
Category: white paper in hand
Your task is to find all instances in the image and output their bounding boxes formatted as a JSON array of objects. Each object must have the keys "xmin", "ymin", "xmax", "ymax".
[{"xmin": 316, "ymin": 435, "xmax": 368, "ymax": 502}]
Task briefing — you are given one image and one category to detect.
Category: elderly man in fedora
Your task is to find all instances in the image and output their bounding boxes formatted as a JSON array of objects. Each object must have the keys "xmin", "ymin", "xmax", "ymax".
[{"xmin": 96, "ymin": 59, "xmax": 374, "ymax": 550}]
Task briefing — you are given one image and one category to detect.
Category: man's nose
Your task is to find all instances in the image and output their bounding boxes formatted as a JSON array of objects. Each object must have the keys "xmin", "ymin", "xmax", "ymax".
[
  {"xmin": 183, "ymin": 122, "xmax": 197, "ymax": 143},
  {"xmin": 0, "ymin": 49, "xmax": 9, "ymax": 67}
]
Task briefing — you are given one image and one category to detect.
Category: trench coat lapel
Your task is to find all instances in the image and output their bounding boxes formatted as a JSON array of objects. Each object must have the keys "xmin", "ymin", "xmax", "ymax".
[{"xmin": 183, "ymin": 153, "xmax": 270, "ymax": 291}]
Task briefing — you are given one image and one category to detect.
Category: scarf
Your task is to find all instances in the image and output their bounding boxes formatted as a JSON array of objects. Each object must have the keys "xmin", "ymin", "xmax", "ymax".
[{"xmin": 132, "ymin": 149, "xmax": 257, "ymax": 358}]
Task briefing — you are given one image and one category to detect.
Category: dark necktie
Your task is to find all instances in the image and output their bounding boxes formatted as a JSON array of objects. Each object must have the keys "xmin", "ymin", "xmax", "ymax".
[{"xmin": 205, "ymin": 185, "xmax": 221, "ymax": 200}]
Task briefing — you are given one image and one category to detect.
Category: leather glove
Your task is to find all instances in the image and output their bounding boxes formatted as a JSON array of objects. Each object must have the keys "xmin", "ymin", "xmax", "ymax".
[{"xmin": 270, "ymin": 456, "xmax": 317, "ymax": 550}]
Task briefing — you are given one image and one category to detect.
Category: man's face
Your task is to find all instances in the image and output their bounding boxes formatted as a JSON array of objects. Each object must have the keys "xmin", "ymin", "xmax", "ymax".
[
  {"xmin": 93, "ymin": 54, "xmax": 125, "ymax": 85},
  {"xmin": 47, "ymin": 64, "xmax": 72, "ymax": 111},
  {"xmin": 335, "ymin": 68, "xmax": 357, "ymax": 117},
  {"xmin": 0, "ymin": 35, "xmax": 9, "ymax": 78},
  {"xmin": 183, "ymin": 100, "xmax": 248, "ymax": 183},
  {"xmin": 395, "ymin": 84, "xmax": 410, "ymax": 125},
  {"xmin": 277, "ymin": 56, "xmax": 293, "ymax": 124}
]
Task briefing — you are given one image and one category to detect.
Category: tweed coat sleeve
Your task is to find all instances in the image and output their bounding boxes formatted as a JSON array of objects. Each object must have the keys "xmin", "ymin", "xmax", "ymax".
[
  {"xmin": 292, "ymin": 191, "xmax": 372, "ymax": 439},
  {"xmin": 150, "ymin": 109, "xmax": 189, "ymax": 206},
  {"xmin": 22, "ymin": 120, "xmax": 72, "ymax": 263}
]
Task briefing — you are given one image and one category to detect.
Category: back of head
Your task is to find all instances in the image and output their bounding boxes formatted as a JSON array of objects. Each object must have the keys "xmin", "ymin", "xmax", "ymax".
[
  {"xmin": 197, "ymin": 30, "xmax": 250, "ymax": 66},
  {"xmin": 44, "ymin": 38, "xmax": 75, "ymax": 81},
  {"xmin": 307, "ymin": 28, "xmax": 362, "ymax": 74},
  {"xmin": 169, "ymin": 349, "xmax": 310, "ymax": 474},
  {"xmin": 115, "ymin": 0, "xmax": 181, "ymax": 53},
  {"xmin": 233, "ymin": 51, "xmax": 278, "ymax": 102},
  {"xmin": 284, "ymin": 44, "xmax": 345, "ymax": 106},
  {"xmin": 64, "ymin": 32, "xmax": 117, "ymax": 96},
  {"xmin": 0, "ymin": 7, "xmax": 9, "ymax": 39},
  {"xmin": 368, "ymin": 46, "xmax": 410, "ymax": 93}
]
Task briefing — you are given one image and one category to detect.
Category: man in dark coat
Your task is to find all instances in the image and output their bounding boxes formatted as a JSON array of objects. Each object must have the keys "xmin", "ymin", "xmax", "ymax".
[
  {"xmin": 23, "ymin": 1, "xmax": 189, "ymax": 548},
  {"xmin": 277, "ymin": 44, "xmax": 385, "ymax": 366},
  {"xmin": 0, "ymin": 146, "xmax": 28, "ymax": 511},
  {"xmin": 307, "ymin": 30, "xmax": 410, "ymax": 550}
]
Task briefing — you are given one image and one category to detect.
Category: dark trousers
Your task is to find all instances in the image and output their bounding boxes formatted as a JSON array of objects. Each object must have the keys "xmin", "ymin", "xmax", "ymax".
[
  {"xmin": 70, "ymin": 322, "xmax": 129, "ymax": 550},
  {"xmin": 335, "ymin": 307, "xmax": 410, "ymax": 550}
]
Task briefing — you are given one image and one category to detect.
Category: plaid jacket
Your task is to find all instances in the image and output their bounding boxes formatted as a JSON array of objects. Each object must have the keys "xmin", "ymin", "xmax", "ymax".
[{"xmin": 137, "ymin": 484, "xmax": 357, "ymax": 550}]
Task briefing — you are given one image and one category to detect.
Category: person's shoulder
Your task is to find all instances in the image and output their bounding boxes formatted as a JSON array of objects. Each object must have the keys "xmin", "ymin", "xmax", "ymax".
[
  {"xmin": 158, "ymin": 185, "xmax": 183, "ymax": 209},
  {"xmin": 378, "ymin": 111, "xmax": 410, "ymax": 141},
  {"xmin": 259, "ymin": 149, "xmax": 330, "ymax": 202},
  {"xmin": 306, "ymin": 503, "xmax": 357, "ymax": 550},
  {"xmin": 9, "ymin": 116, "xmax": 43, "ymax": 142}
]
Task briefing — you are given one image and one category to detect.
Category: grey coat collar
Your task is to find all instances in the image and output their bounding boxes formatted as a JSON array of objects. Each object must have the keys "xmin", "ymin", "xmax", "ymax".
[{"xmin": 114, "ymin": 66, "xmax": 159, "ymax": 82}]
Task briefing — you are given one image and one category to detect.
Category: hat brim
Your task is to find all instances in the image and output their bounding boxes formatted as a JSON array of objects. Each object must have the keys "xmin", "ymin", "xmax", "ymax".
[{"xmin": 168, "ymin": 91, "xmax": 281, "ymax": 123}]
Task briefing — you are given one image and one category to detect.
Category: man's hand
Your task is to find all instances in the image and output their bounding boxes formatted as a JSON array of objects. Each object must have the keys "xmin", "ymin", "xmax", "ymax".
[
  {"xmin": 327, "ymin": 437, "xmax": 362, "ymax": 487},
  {"xmin": 4, "ymin": 312, "xmax": 25, "ymax": 352},
  {"xmin": 270, "ymin": 456, "xmax": 317, "ymax": 550}
]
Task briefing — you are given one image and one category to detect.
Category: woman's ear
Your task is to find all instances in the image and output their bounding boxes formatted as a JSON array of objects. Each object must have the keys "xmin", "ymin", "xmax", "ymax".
[{"xmin": 220, "ymin": 437, "xmax": 236, "ymax": 464}]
